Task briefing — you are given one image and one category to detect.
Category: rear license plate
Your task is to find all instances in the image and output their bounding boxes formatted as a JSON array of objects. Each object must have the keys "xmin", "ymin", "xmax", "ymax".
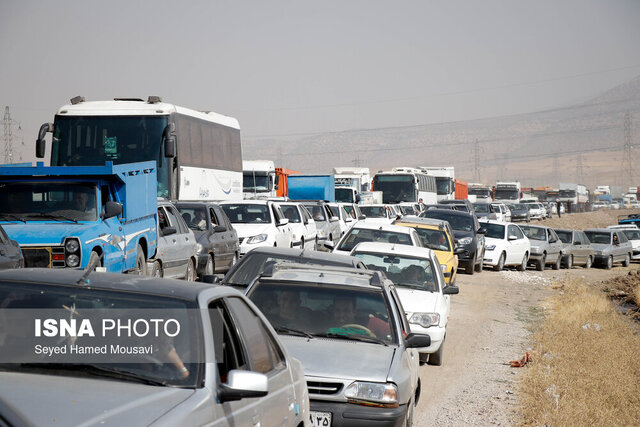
[{"xmin": 310, "ymin": 411, "xmax": 332, "ymax": 426}]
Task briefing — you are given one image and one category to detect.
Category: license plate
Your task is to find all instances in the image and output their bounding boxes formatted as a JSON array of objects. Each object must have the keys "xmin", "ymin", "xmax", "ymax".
[{"xmin": 310, "ymin": 411, "xmax": 332, "ymax": 427}]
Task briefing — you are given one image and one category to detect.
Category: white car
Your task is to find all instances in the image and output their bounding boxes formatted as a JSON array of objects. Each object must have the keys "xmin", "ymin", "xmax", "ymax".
[
  {"xmin": 490, "ymin": 203, "xmax": 511, "ymax": 222},
  {"xmin": 328, "ymin": 222, "xmax": 423, "ymax": 255},
  {"xmin": 358, "ymin": 204, "xmax": 397, "ymax": 225},
  {"xmin": 327, "ymin": 202, "xmax": 355, "ymax": 236},
  {"xmin": 523, "ymin": 202, "xmax": 545, "ymax": 220},
  {"xmin": 481, "ymin": 220, "xmax": 531, "ymax": 271},
  {"xmin": 221, "ymin": 200, "xmax": 293, "ymax": 256},
  {"xmin": 608, "ymin": 224, "xmax": 640, "ymax": 260},
  {"xmin": 350, "ymin": 242, "xmax": 459, "ymax": 365},
  {"xmin": 279, "ymin": 202, "xmax": 318, "ymax": 250}
]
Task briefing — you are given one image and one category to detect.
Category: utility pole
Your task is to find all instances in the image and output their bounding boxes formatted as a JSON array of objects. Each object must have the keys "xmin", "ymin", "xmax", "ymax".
[
  {"xmin": 576, "ymin": 153, "xmax": 584, "ymax": 184},
  {"xmin": 623, "ymin": 112, "xmax": 633, "ymax": 188}
]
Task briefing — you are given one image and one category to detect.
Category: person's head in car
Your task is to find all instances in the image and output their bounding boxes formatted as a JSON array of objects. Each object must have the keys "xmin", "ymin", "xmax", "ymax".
[{"xmin": 332, "ymin": 296, "xmax": 356, "ymax": 325}]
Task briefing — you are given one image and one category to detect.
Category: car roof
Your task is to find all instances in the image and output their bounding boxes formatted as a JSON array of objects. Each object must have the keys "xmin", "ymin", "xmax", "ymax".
[
  {"xmin": 478, "ymin": 219, "xmax": 511, "ymax": 225},
  {"xmin": 232, "ymin": 246, "xmax": 364, "ymax": 266},
  {"xmin": 220, "ymin": 200, "xmax": 271, "ymax": 205},
  {"xmin": 394, "ymin": 217, "xmax": 449, "ymax": 229},
  {"xmin": 0, "ymin": 268, "xmax": 229, "ymax": 301},
  {"xmin": 585, "ymin": 228, "xmax": 615, "ymax": 233},
  {"xmin": 607, "ymin": 224, "xmax": 639, "ymax": 229},
  {"xmin": 174, "ymin": 201, "xmax": 221, "ymax": 206},
  {"xmin": 351, "ymin": 241, "xmax": 435, "ymax": 258},
  {"xmin": 258, "ymin": 263, "xmax": 388, "ymax": 290},
  {"xmin": 422, "ymin": 208, "xmax": 473, "ymax": 218},
  {"xmin": 349, "ymin": 222, "xmax": 415, "ymax": 233},
  {"xmin": 519, "ymin": 224, "xmax": 547, "ymax": 230}
]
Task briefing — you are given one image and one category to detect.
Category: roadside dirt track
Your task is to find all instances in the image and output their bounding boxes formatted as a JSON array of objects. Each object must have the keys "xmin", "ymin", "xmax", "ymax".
[{"xmin": 413, "ymin": 209, "xmax": 638, "ymax": 425}]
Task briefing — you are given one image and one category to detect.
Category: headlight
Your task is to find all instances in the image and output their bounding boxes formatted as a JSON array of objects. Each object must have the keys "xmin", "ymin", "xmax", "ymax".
[
  {"xmin": 246, "ymin": 234, "xmax": 268, "ymax": 244},
  {"xmin": 409, "ymin": 312, "xmax": 440, "ymax": 328},
  {"xmin": 195, "ymin": 243, "xmax": 203, "ymax": 253},
  {"xmin": 344, "ymin": 382, "xmax": 398, "ymax": 407},
  {"xmin": 486, "ymin": 245, "xmax": 496, "ymax": 251},
  {"xmin": 65, "ymin": 239, "xmax": 80, "ymax": 253},
  {"xmin": 66, "ymin": 254, "xmax": 80, "ymax": 267},
  {"xmin": 440, "ymin": 264, "xmax": 447, "ymax": 272},
  {"xmin": 595, "ymin": 250, "xmax": 603, "ymax": 255},
  {"xmin": 458, "ymin": 237, "xmax": 472, "ymax": 245},
  {"xmin": 530, "ymin": 247, "xmax": 541, "ymax": 254}
]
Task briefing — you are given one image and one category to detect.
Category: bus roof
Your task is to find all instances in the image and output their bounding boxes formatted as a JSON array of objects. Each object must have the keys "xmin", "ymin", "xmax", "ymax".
[{"xmin": 56, "ymin": 99, "xmax": 240, "ymax": 130}]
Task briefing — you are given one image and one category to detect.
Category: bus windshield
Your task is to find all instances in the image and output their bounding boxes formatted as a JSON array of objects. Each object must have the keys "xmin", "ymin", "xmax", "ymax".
[
  {"xmin": 51, "ymin": 116, "xmax": 170, "ymax": 198},
  {"xmin": 373, "ymin": 175, "xmax": 415, "ymax": 203}
]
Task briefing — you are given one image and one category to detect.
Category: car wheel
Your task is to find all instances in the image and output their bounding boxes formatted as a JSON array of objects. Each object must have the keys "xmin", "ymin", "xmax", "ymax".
[
  {"xmin": 605, "ymin": 256, "xmax": 613, "ymax": 270},
  {"xmin": 185, "ymin": 258, "xmax": 196, "ymax": 281},
  {"xmin": 87, "ymin": 251, "xmax": 101, "ymax": 270},
  {"xmin": 204, "ymin": 254, "xmax": 214, "ymax": 276},
  {"xmin": 536, "ymin": 254, "xmax": 546, "ymax": 271},
  {"xmin": 585, "ymin": 256, "xmax": 592, "ymax": 269},
  {"xmin": 150, "ymin": 260, "xmax": 163, "ymax": 277},
  {"xmin": 494, "ymin": 252, "xmax": 505, "ymax": 272},
  {"xmin": 465, "ymin": 254, "xmax": 475, "ymax": 275},
  {"xmin": 565, "ymin": 254, "xmax": 573, "ymax": 269},
  {"xmin": 404, "ymin": 398, "xmax": 415, "ymax": 427},
  {"xmin": 427, "ymin": 337, "xmax": 444, "ymax": 366},
  {"xmin": 516, "ymin": 253, "xmax": 528, "ymax": 271},
  {"xmin": 300, "ymin": 238, "xmax": 304, "ymax": 249},
  {"xmin": 230, "ymin": 252, "xmax": 238, "ymax": 268},
  {"xmin": 314, "ymin": 237, "xmax": 319, "ymax": 251},
  {"xmin": 623, "ymin": 253, "xmax": 631, "ymax": 267},
  {"xmin": 552, "ymin": 254, "xmax": 561, "ymax": 270},
  {"xmin": 475, "ymin": 250, "xmax": 484, "ymax": 273},
  {"xmin": 129, "ymin": 244, "xmax": 147, "ymax": 275}
]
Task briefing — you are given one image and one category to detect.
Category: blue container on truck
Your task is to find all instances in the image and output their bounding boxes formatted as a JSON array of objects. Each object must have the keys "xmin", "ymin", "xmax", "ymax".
[
  {"xmin": 0, "ymin": 161, "xmax": 157, "ymax": 273},
  {"xmin": 287, "ymin": 174, "xmax": 335, "ymax": 202}
]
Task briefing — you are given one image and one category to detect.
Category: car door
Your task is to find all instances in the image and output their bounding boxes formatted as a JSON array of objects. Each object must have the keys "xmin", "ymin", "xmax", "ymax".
[
  {"xmin": 574, "ymin": 231, "xmax": 588, "ymax": 264},
  {"xmin": 299, "ymin": 205, "xmax": 316, "ymax": 248},
  {"xmin": 616, "ymin": 231, "xmax": 631, "ymax": 261},
  {"xmin": 506, "ymin": 225, "xmax": 522, "ymax": 264},
  {"xmin": 166, "ymin": 204, "xmax": 194, "ymax": 278},
  {"xmin": 156, "ymin": 206, "xmax": 180, "ymax": 278},
  {"xmin": 547, "ymin": 229, "xmax": 563, "ymax": 262},
  {"xmin": 271, "ymin": 204, "xmax": 291, "ymax": 248},
  {"xmin": 210, "ymin": 205, "xmax": 232, "ymax": 268},
  {"xmin": 224, "ymin": 296, "xmax": 298, "ymax": 426}
]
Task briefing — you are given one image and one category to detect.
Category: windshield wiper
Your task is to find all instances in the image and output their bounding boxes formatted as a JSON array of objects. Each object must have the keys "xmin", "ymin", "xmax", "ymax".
[
  {"xmin": 275, "ymin": 326, "xmax": 314, "ymax": 339},
  {"xmin": 13, "ymin": 363, "xmax": 169, "ymax": 386},
  {"xmin": 313, "ymin": 332, "xmax": 388, "ymax": 346},
  {"xmin": 0, "ymin": 213, "xmax": 27, "ymax": 223},
  {"xmin": 25, "ymin": 213, "xmax": 78, "ymax": 223}
]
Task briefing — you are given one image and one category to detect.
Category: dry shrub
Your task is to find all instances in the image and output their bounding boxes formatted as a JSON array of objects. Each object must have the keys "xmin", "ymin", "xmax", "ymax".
[{"xmin": 518, "ymin": 278, "xmax": 640, "ymax": 426}]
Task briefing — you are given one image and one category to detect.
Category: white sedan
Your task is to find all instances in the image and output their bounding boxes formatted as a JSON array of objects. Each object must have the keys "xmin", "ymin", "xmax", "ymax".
[
  {"xmin": 328, "ymin": 222, "xmax": 422, "ymax": 255},
  {"xmin": 350, "ymin": 242, "xmax": 458, "ymax": 366},
  {"xmin": 481, "ymin": 220, "xmax": 531, "ymax": 271}
]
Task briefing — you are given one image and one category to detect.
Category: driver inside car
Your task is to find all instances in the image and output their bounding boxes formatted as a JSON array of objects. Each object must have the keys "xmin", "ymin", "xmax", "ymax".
[{"xmin": 328, "ymin": 296, "xmax": 390, "ymax": 339}]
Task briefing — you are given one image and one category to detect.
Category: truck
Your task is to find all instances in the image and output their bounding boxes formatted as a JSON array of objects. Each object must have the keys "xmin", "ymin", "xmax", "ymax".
[
  {"xmin": 0, "ymin": 161, "xmax": 158, "ymax": 274},
  {"xmin": 419, "ymin": 166, "xmax": 455, "ymax": 201},
  {"xmin": 493, "ymin": 181, "xmax": 522, "ymax": 205},
  {"xmin": 333, "ymin": 167, "xmax": 371, "ymax": 204},
  {"xmin": 454, "ymin": 178, "xmax": 468, "ymax": 200},
  {"xmin": 468, "ymin": 183, "xmax": 493, "ymax": 203},
  {"xmin": 243, "ymin": 160, "xmax": 277, "ymax": 199},
  {"xmin": 287, "ymin": 174, "xmax": 335, "ymax": 202},
  {"xmin": 558, "ymin": 183, "xmax": 589, "ymax": 213},
  {"xmin": 275, "ymin": 167, "xmax": 299, "ymax": 198},
  {"xmin": 594, "ymin": 185, "xmax": 611, "ymax": 195}
]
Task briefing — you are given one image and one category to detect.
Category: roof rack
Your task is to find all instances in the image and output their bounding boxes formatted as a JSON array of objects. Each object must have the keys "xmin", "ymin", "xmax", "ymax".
[{"xmin": 260, "ymin": 261, "xmax": 386, "ymax": 287}]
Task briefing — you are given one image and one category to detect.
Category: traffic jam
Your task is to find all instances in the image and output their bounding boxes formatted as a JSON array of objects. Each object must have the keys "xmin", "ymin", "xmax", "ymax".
[{"xmin": 0, "ymin": 97, "xmax": 636, "ymax": 426}]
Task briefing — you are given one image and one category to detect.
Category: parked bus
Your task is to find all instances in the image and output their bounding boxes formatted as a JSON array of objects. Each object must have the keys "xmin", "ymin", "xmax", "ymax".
[
  {"xmin": 372, "ymin": 168, "xmax": 437, "ymax": 204},
  {"xmin": 36, "ymin": 96, "xmax": 243, "ymax": 201}
]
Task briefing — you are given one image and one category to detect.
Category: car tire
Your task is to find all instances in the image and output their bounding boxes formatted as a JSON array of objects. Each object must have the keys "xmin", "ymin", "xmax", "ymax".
[
  {"xmin": 87, "ymin": 251, "xmax": 101, "ymax": 270},
  {"xmin": 475, "ymin": 251, "xmax": 484, "ymax": 273},
  {"xmin": 185, "ymin": 258, "xmax": 196, "ymax": 281},
  {"xmin": 536, "ymin": 254, "xmax": 546, "ymax": 271},
  {"xmin": 565, "ymin": 254, "xmax": 573, "ymax": 269},
  {"xmin": 605, "ymin": 256, "xmax": 613, "ymax": 270},
  {"xmin": 552, "ymin": 254, "xmax": 561, "ymax": 270},
  {"xmin": 623, "ymin": 254, "xmax": 631, "ymax": 267},
  {"xmin": 516, "ymin": 253, "xmax": 528, "ymax": 271},
  {"xmin": 428, "ymin": 338, "xmax": 444, "ymax": 366},
  {"xmin": 204, "ymin": 254, "xmax": 214, "ymax": 276},
  {"xmin": 465, "ymin": 255, "xmax": 475, "ymax": 275},
  {"xmin": 494, "ymin": 252, "xmax": 505, "ymax": 272},
  {"xmin": 129, "ymin": 244, "xmax": 147, "ymax": 276},
  {"xmin": 230, "ymin": 252, "xmax": 238, "ymax": 268},
  {"xmin": 150, "ymin": 260, "xmax": 163, "ymax": 277},
  {"xmin": 585, "ymin": 256, "xmax": 592, "ymax": 269},
  {"xmin": 404, "ymin": 398, "xmax": 415, "ymax": 427}
]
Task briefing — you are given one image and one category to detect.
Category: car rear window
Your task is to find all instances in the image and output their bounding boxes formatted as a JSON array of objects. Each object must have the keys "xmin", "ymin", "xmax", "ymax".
[{"xmin": 338, "ymin": 228, "xmax": 412, "ymax": 251}]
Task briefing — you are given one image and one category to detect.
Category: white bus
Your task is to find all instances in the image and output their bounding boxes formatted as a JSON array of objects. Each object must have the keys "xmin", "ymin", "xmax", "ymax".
[
  {"xmin": 372, "ymin": 168, "xmax": 437, "ymax": 205},
  {"xmin": 36, "ymin": 96, "xmax": 243, "ymax": 201}
]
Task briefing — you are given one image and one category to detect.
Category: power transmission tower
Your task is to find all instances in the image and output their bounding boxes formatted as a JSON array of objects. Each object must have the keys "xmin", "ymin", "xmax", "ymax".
[
  {"xmin": 473, "ymin": 139, "xmax": 480, "ymax": 182},
  {"xmin": 576, "ymin": 153, "xmax": 584, "ymax": 184},
  {"xmin": 352, "ymin": 153, "xmax": 361, "ymax": 167},
  {"xmin": 2, "ymin": 106, "xmax": 14, "ymax": 164},
  {"xmin": 623, "ymin": 112, "xmax": 633, "ymax": 188}
]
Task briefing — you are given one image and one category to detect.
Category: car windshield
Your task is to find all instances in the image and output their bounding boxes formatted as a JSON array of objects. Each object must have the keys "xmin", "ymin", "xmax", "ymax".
[
  {"xmin": 303, "ymin": 204, "xmax": 326, "ymax": 222},
  {"xmin": 280, "ymin": 205, "xmax": 301, "ymax": 223},
  {"xmin": 338, "ymin": 228, "xmax": 413, "ymax": 251},
  {"xmin": 585, "ymin": 231, "xmax": 611, "ymax": 244},
  {"xmin": 511, "ymin": 204, "xmax": 528, "ymax": 213},
  {"xmin": 622, "ymin": 229, "xmax": 640, "ymax": 240},
  {"xmin": 0, "ymin": 182, "xmax": 98, "ymax": 221},
  {"xmin": 412, "ymin": 228, "xmax": 451, "ymax": 251},
  {"xmin": 353, "ymin": 252, "xmax": 439, "ymax": 292},
  {"xmin": 520, "ymin": 226, "xmax": 547, "ymax": 241},
  {"xmin": 0, "ymin": 281, "xmax": 202, "ymax": 388},
  {"xmin": 247, "ymin": 282, "xmax": 397, "ymax": 345},
  {"xmin": 221, "ymin": 204, "xmax": 270, "ymax": 223},
  {"xmin": 473, "ymin": 204, "xmax": 490, "ymax": 213},
  {"xmin": 483, "ymin": 223, "xmax": 506, "ymax": 239},
  {"xmin": 555, "ymin": 230, "xmax": 573, "ymax": 243},
  {"xmin": 176, "ymin": 205, "xmax": 208, "ymax": 230},
  {"xmin": 359, "ymin": 206, "xmax": 389, "ymax": 218},
  {"xmin": 421, "ymin": 212, "xmax": 473, "ymax": 232}
]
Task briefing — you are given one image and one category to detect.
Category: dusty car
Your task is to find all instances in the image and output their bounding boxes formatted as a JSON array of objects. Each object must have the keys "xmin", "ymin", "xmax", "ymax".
[
  {"xmin": 246, "ymin": 263, "xmax": 429, "ymax": 426},
  {"xmin": 358, "ymin": 204, "xmax": 398, "ymax": 225},
  {"xmin": 279, "ymin": 202, "xmax": 318, "ymax": 250},
  {"xmin": 519, "ymin": 225, "xmax": 564, "ymax": 271},
  {"xmin": 301, "ymin": 201, "xmax": 342, "ymax": 244},
  {"xmin": 481, "ymin": 220, "xmax": 530, "ymax": 271},
  {"xmin": 329, "ymin": 222, "xmax": 423, "ymax": 255},
  {"xmin": 0, "ymin": 268, "xmax": 309, "ymax": 426},
  {"xmin": 175, "ymin": 201, "xmax": 240, "ymax": 277},
  {"xmin": 327, "ymin": 203, "xmax": 355, "ymax": 237},
  {"xmin": 472, "ymin": 203, "xmax": 497, "ymax": 221},
  {"xmin": 553, "ymin": 228, "xmax": 595, "ymax": 269},
  {"xmin": 584, "ymin": 228, "xmax": 633, "ymax": 269},
  {"xmin": 607, "ymin": 225, "xmax": 640, "ymax": 260},
  {"xmin": 0, "ymin": 224, "xmax": 22, "ymax": 269},
  {"xmin": 508, "ymin": 204, "xmax": 531, "ymax": 223},
  {"xmin": 350, "ymin": 242, "xmax": 459, "ymax": 366}
]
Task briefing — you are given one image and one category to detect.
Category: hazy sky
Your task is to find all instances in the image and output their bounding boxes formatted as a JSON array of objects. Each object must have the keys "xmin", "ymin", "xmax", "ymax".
[{"xmin": 1, "ymin": 0, "xmax": 639, "ymax": 161}]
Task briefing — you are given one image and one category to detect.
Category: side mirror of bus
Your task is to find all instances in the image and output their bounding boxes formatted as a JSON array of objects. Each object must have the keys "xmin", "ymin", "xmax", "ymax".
[
  {"xmin": 36, "ymin": 123, "xmax": 54, "ymax": 158},
  {"xmin": 162, "ymin": 123, "xmax": 176, "ymax": 158}
]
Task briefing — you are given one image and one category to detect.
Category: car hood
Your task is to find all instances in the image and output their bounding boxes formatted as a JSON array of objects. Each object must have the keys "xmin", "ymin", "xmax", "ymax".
[
  {"xmin": 0, "ymin": 372, "xmax": 194, "ymax": 426},
  {"xmin": 395, "ymin": 287, "xmax": 439, "ymax": 314},
  {"xmin": 452, "ymin": 230, "xmax": 474, "ymax": 239},
  {"xmin": 2, "ymin": 222, "xmax": 101, "ymax": 245},
  {"xmin": 231, "ymin": 223, "xmax": 272, "ymax": 238},
  {"xmin": 280, "ymin": 336, "xmax": 395, "ymax": 383},
  {"xmin": 591, "ymin": 243, "xmax": 612, "ymax": 252},
  {"xmin": 484, "ymin": 236, "xmax": 506, "ymax": 246}
]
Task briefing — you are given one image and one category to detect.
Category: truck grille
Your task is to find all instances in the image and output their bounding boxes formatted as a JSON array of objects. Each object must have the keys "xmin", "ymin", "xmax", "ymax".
[
  {"xmin": 307, "ymin": 381, "xmax": 343, "ymax": 395},
  {"xmin": 22, "ymin": 247, "xmax": 66, "ymax": 268}
]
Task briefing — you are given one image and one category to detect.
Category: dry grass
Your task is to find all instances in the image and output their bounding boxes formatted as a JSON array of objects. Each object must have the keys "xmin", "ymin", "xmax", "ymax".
[{"xmin": 518, "ymin": 279, "xmax": 640, "ymax": 426}]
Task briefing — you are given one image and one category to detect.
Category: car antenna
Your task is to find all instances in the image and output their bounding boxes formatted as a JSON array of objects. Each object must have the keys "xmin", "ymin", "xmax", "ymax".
[{"xmin": 76, "ymin": 254, "xmax": 102, "ymax": 286}]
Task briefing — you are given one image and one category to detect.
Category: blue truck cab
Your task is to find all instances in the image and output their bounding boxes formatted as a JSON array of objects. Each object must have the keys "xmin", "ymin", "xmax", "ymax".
[{"xmin": 0, "ymin": 161, "xmax": 157, "ymax": 274}]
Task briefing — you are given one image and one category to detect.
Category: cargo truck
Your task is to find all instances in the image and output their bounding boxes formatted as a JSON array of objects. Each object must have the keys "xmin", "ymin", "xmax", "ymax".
[
  {"xmin": 0, "ymin": 161, "xmax": 158, "ymax": 274},
  {"xmin": 419, "ymin": 166, "xmax": 456, "ymax": 201},
  {"xmin": 558, "ymin": 183, "xmax": 589, "ymax": 213},
  {"xmin": 243, "ymin": 160, "xmax": 277, "ymax": 199},
  {"xmin": 333, "ymin": 167, "xmax": 371, "ymax": 204},
  {"xmin": 287, "ymin": 174, "xmax": 335, "ymax": 202},
  {"xmin": 468, "ymin": 183, "xmax": 493, "ymax": 203},
  {"xmin": 493, "ymin": 181, "xmax": 522, "ymax": 205}
]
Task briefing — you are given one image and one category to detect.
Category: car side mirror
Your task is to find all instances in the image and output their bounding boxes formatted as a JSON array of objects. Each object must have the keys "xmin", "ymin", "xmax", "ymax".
[
  {"xmin": 454, "ymin": 247, "xmax": 465, "ymax": 254},
  {"xmin": 323, "ymin": 240, "xmax": 335, "ymax": 250},
  {"xmin": 278, "ymin": 218, "xmax": 289, "ymax": 226},
  {"xmin": 161, "ymin": 226, "xmax": 177, "ymax": 236},
  {"xmin": 508, "ymin": 235, "xmax": 517, "ymax": 241},
  {"xmin": 477, "ymin": 228, "xmax": 487, "ymax": 235},
  {"xmin": 358, "ymin": 215, "xmax": 366, "ymax": 220},
  {"xmin": 217, "ymin": 370, "xmax": 268, "ymax": 403},
  {"xmin": 330, "ymin": 216, "xmax": 339, "ymax": 222},
  {"xmin": 101, "ymin": 201, "xmax": 123, "ymax": 220},
  {"xmin": 213, "ymin": 225, "xmax": 227, "ymax": 232},
  {"xmin": 573, "ymin": 241, "xmax": 580, "ymax": 245},
  {"xmin": 443, "ymin": 271, "xmax": 451, "ymax": 278},
  {"xmin": 443, "ymin": 285, "xmax": 459, "ymax": 295},
  {"xmin": 202, "ymin": 274, "xmax": 220, "ymax": 284},
  {"xmin": 405, "ymin": 333, "xmax": 431, "ymax": 348}
]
